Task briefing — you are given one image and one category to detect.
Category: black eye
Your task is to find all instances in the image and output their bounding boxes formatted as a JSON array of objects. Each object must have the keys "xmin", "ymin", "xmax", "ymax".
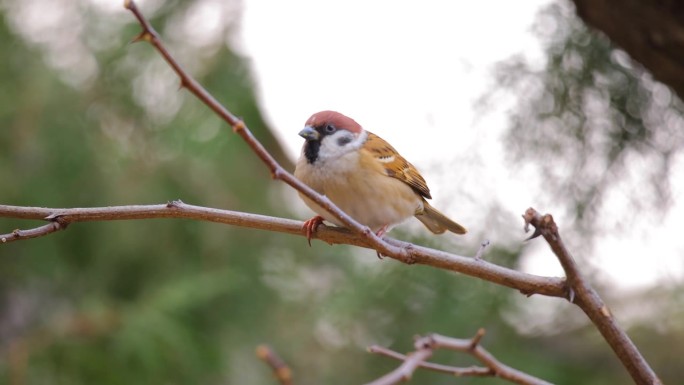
[{"xmin": 324, "ymin": 124, "xmax": 336, "ymax": 133}]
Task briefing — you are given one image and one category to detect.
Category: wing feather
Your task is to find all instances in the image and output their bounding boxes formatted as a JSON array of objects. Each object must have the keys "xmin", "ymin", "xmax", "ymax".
[{"xmin": 361, "ymin": 132, "xmax": 432, "ymax": 199}]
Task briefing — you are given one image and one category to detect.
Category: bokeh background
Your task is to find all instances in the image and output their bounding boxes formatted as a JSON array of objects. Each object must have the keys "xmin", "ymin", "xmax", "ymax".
[{"xmin": 1, "ymin": 0, "xmax": 683, "ymax": 384}]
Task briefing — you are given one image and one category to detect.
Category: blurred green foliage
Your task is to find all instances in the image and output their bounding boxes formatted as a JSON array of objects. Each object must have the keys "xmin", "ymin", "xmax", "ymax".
[
  {"xmin": 488, "ymin": 2, "xmax": 684, "ymax": 242},
  {"xmin": 0, "ymin": 1, "xmax": 681, "ymax": 385}
]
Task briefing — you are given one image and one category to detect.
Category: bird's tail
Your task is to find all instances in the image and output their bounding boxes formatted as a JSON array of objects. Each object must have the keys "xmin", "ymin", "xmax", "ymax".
[{"xmin": 416, "ymin": 200, "xmax": 467, "ymax": 235}]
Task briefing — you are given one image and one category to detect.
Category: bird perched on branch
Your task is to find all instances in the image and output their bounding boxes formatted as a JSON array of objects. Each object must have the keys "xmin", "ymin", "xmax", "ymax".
[{"xmin": 294, "ymin": 110, "xmax": 466, "ymax": 244}]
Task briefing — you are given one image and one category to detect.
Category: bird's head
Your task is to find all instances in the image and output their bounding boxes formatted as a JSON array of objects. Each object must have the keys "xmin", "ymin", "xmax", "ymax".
[{"xmin": 299, "ymin": 110, "xmax": 367, "ymax": 164}]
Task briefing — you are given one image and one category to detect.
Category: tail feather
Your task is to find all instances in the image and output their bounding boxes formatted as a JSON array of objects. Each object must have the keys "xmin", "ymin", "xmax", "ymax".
[{"xmin": 416, "ymin": 201, "xmax": 467, "ymax": 235}]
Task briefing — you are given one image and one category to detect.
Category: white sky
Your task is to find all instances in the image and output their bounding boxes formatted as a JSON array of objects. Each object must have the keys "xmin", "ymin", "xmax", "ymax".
[{"xmin": 239, "ymin": 0, "xmax": 684, "ymax": 290}]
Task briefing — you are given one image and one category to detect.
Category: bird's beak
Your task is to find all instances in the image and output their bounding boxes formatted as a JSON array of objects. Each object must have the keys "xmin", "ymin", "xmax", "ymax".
[{"xmin": 298, "ymin": 126, "xmax": 320, "ymax": 141}]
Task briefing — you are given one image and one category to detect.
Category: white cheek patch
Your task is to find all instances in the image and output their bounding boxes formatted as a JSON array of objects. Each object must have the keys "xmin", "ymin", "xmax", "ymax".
[{"xmin": 317, "ymin": 130, "xmax": 368, "ymax": 163}]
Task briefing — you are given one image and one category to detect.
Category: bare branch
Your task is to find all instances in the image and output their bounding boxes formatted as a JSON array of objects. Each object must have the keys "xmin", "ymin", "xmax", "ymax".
[
  {"xmin": 368, "ymin": 330, "xmax": 553, "ymax": 385},
  {"xmin": 421, "ymin": 331, "xmax": 552, "ymax": 385},
  {"xmin": 256, "ymin": 345, "xmax": 293, "ymax": 385},
  {"xmin": 364, "ymin": 349, "xmax": 433, "ymax": 385},
  {"xmin": 523, "ymin": 208, "xmax": 662, "ymax": 385},
  {"xmin": 0, "ymin": 203, "xmax": 565, "ymax": 297},
  {"xmin": 368, "ymin": 345, "xmax": 492, "ymax": 377}
]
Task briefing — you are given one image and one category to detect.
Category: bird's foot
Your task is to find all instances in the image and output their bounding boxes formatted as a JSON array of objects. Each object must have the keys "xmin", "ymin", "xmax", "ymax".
[
  {"xmin": 303, "ymin": 216, "xmax": 325, "ymax": 246},
  {"xmin": 375, "ymin": 225, "xmax": 389, "ymax": 259}
]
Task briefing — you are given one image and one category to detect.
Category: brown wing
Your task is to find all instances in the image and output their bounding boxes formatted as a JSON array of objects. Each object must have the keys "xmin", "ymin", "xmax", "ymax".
[{"xmin": 362, "ymin": 132, "xmax": 432, "ymax": 199}]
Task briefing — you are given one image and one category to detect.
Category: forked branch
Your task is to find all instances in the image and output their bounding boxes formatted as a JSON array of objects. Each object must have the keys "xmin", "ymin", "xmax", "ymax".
[
  {"xmin": 366, "ymin": 330, "xmax": 552, "ymax": 385},
  {"xmin": 523, "ymin": 208, "xmax": 661, "ymax": 385}
]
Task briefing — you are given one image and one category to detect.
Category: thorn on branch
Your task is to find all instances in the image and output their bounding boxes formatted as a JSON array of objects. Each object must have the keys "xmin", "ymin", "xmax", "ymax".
[
  {"xmin": 524, "ymin": 227, "xmax": 543, "ymax": 241},
  {"xmin": 474, "ymin": 240, "xmax": 490, "ymax": 260},
  {"xmin": 129, "ymin": 31, "xmax": 152, "ymax": 44},
  {"xmin": 567, "ymin": 287, "xmax": 576, "ymax": 303}
]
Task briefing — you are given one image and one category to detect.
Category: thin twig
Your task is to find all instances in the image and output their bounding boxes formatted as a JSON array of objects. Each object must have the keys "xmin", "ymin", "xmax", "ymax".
[
  {"xmin": 368, "ymin": 330, "xmax": 552, "ymax": 385},
  {"xmin": 0, "ymin": 203, "xmax": 565, "ymax": 298},
  {"xmin": 523, "ymin": 208, "xmax": 661, "ymax": 385},
  {"xmin": 368, "ymin": 345, "xmax": 492, "ymax": 377},
  {"xmin": 256, "ymin": 345, "xmax": 293, "ymax": 385},
  {"xmin": 364, "ymin": 349, "xmax": 433, "ymax": 385},
  {"xmin": 474, "ymin": 239, "xmax": 490, "ymax": 260},
  {"xmin": 421, "ymin": 331, "xmax": 552, "ymax": 385}
]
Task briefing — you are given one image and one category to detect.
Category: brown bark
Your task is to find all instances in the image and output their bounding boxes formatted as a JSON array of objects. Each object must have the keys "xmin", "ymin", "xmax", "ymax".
[{"xmin": 571, "ymin": 0, "xmax": 684, "ymax": 100}]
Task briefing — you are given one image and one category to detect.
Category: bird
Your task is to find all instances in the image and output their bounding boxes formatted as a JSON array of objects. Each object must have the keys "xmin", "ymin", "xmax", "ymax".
[{"xmin": 293, "ymin": 110, "xmax": 466, "ymax": 244}]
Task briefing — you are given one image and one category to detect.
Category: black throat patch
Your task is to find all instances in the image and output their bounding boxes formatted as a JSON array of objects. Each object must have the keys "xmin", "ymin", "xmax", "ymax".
[{"xmin": 303, "ymin": 140, "xmax": 321, "ymax": 164}]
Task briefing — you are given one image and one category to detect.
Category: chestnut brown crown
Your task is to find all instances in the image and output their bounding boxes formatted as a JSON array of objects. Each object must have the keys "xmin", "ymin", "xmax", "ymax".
[{"xmin": 305, "ymin": 111, "xmax": 362, "ymax": 133}]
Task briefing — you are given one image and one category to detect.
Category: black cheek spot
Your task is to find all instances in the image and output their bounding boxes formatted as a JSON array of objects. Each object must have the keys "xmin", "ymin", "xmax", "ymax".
[{"xmin": 337, "ymin": 136, "xmax": 352, "ymax": 146}]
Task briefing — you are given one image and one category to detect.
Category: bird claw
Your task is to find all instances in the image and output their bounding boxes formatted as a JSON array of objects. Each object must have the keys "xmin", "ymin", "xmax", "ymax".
[
  {"xmin": 375, "ymin": 225, "xmax": 388, "ymax": 238},
  {"xmin": 303, "ymin": 216, "xmax": 324, "ymax": 246}
]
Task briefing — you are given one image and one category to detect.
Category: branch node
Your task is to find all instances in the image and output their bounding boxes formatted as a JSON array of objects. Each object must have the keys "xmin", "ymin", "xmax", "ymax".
[
  {"xmin": 601, "ymin": 305, "xmax": 612, "ymax": 318},
  {"xmin": 52, "ymin": 215, "xmax": 69, "ymax": 229},
  {"xmin": 401, "ymin": 243, "xmax": 417, "ymax": 264},
  {"xmin": 413, "ymin": 334, "xmax": 435, "ymax": 350},
  {"xmin": 166, "ymin": 200, "xmax": 183, "ymax": 208},
  {"xmin": 271, "ymin": 167, "xmax": 285, "ymax": 180},
  {"xmin": 232, "ymin": 119, "xmax": 246, "ymax": 133}
]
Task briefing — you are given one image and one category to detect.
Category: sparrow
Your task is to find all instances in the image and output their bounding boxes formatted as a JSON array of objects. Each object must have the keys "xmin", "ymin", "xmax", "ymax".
[{"xmin": 294, "ymin": 110, "xmax": 466, "ymax": 244}]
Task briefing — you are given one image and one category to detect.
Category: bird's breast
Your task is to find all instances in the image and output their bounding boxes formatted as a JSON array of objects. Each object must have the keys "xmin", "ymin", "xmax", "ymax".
[{"xmin": 295, "ymin": 151, "xmax": 421, "ymax": 231}]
